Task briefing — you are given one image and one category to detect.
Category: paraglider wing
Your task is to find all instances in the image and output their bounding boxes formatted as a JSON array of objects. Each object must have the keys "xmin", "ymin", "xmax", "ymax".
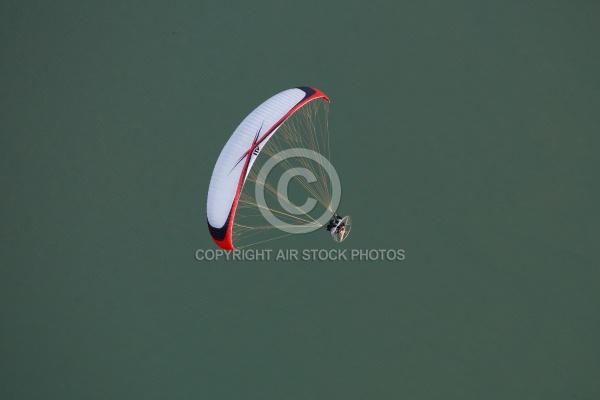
[{"xmin": 206, "ymin": 87, "xmax": 329, "ymax": 250}]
